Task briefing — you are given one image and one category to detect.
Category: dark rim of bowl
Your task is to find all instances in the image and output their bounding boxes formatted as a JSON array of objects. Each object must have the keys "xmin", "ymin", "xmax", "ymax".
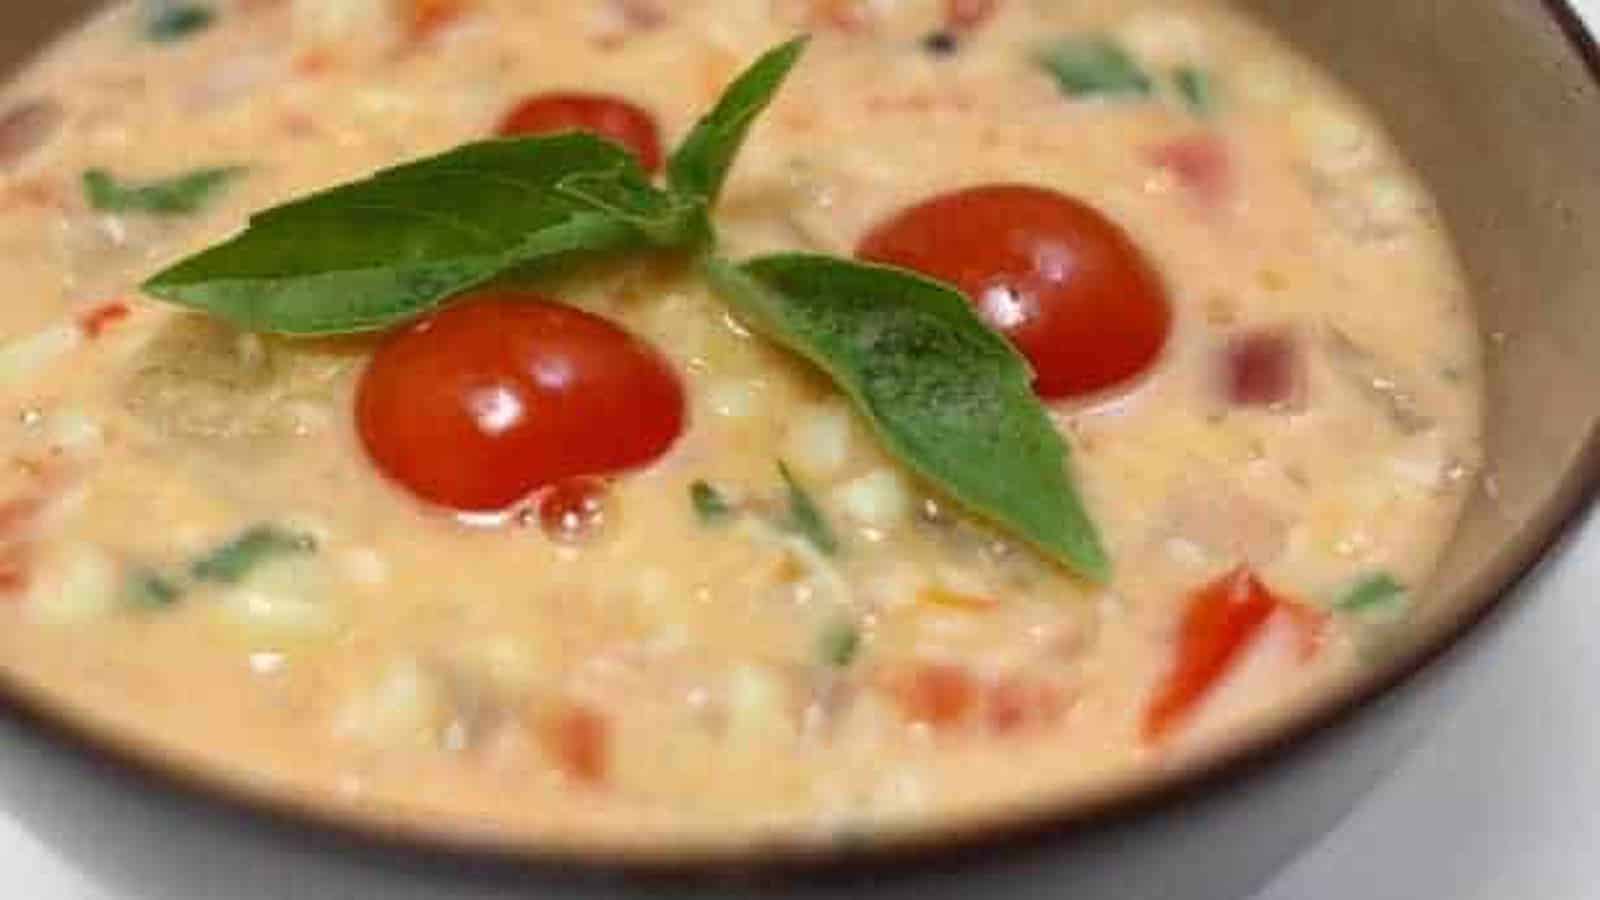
[{"xmin": 0, "ymin": 0, "xmax": 1596, "ymax": 887}]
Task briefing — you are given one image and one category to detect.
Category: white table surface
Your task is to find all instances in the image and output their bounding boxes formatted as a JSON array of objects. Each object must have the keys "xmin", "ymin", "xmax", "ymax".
[{"xmin": 4, "ymin": 4, "xmax": 1598, "ymax": 897}]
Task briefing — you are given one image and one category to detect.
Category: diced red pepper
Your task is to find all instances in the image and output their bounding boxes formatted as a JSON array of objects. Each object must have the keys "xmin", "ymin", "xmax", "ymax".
[
  {"xmin": 1222, "ymin": 328, "xmax": 1302, "ymax": 408},
  {"xmin": 1144, "ymin": 567, "xmax": 1280, "ymax": 743},
  {"xmin": 1148, "ymin": 134, "xmax": 1232, "ymax": 210},
  {"xmin": 78, "ymin": 301, "xmax": 130, "ymax": 339},
  {"xmin": 946, "ymin": 0, "xmax": 1001, "ymax": 30},
  {"xmin": 542, "ymin": 703, "xmax": 609, "ymax": 786}
]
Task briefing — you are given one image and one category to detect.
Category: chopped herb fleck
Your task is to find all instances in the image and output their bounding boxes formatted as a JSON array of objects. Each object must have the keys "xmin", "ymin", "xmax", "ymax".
[
  {"xmin": 126, "ymin": 568, "xmax": 182, "ymax": 610},
  {"xmin": 818, "ymin": 621, "xmax": 862, "ymax": 668},
  {"xmin": 191, "ymin": 525, "xmax": 317, "ymax": 585},
  {"xmin": 144, "ymin": 3, "xmax": 216, "ymax": 43},
  {"xmin": 779, "ymin": 462, "xmax": 840, "ymax": 557},
  {"xmin": 84, "ymin": 166, "xmax": 245, "ymax": 216},
  {"xmin": 1036, "ymin": 36, "xmax": 1152, "ymax": 100},
  {"xmin": 690, "ymin": 480, "xmax": 734, "ymax": 524},
  {"xmin": 1335, "ymin": 572, "xmax": 1409, "ymax": 617},
  {"xmin": 1174, "ymin": 66, "xmax": 1216, "ymax": 115}
]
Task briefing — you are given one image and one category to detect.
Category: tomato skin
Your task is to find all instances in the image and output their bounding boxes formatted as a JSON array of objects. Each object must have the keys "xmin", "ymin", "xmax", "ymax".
[
  {"xmin": 496, "ymin": 93, "xmax": 663, "ymax": 174},
  {"xmin": 355, "ymin": 293, "xmax": 684, "ymax": 513},
  {"xmin": 1139, "ymin": 567, "xmax": 1333, "ymax": 743},
  {"xmin": 857, "ymin": 184, "xmax": 1172, "ymax": 400}
]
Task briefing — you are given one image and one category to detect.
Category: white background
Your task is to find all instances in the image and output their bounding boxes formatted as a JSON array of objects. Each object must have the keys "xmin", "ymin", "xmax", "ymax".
[{"xmin": 2, "ymin": 4, "xmax": 1597, "ymax": 897}]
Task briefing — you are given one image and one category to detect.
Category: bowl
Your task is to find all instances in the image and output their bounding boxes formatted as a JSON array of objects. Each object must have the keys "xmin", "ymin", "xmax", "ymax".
[{"xmin": 0, "ymin": 2, "xmax": 1596, "ymax": 898}]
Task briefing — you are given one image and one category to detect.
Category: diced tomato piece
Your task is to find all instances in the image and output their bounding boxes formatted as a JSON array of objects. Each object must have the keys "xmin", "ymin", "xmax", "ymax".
[
  {"xmin": 1148, "ymin": 135, "xmax": 1232, "ymax": 209},
  {"xmin": 78, "ymin": 301, "xmax": 130, "ymax": 339},
  {"xmin": 946, "ymin": 0, "xmax": 1001, "ymax": 30},
  {"xmin": 0, "ymin": 546, "xmax": 29, "ymax": 596},
  {"xmin": 1222, "ymin": 328, "xmax": 1302, "ymax": 408},
  {"xmin": 405, "ymin": 0, "xmax": 471, "ymax": 43},
  {"xmin": 542, "ymin": 704, "xmax": 609, "ymax": 786},
  {"xmin": 890, "ymin": 663, "xmax": 980, "ymax": 729},
  {"xmin": 1284, "ymin": 602, "xmax": 1332, "ymax": 663},
  {"xmin": 811, "ymin": 0, "xmax": 873, "ymax": 31},
  {"xmin": 1144, "ymin": 567, "xmax": 1280, "ymax": 743},
  {"xmin": 985, "ymin": 676, "xmax": 1066, "ymax": 736}
]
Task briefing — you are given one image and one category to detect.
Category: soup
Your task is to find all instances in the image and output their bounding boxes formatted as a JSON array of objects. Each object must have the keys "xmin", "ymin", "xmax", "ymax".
[{"xmin": 0, "ymin": 0, "xmax": 1481, "ymax": 850}]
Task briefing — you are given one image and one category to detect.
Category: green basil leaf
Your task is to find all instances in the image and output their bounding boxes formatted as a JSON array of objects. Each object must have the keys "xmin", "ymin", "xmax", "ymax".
[
  {"xmin": 191, "ymin": 524, "xmax": 317, "ymax": 585},
  {"xmin": 707, "ymin": 255, "xmax": 1109, "ymax": 581},
  {"xmin": 84, "ymin": 166, "xmax": 244, "ymax": 215},
  {"xmin": 144, "ymin": 135, "xmax": 666, "ymax": 334},
  {"xmin": 779, "ymin": 462, "xmax": 840, "ymax": 557},
  {"xmin": 1037, "ymin": 35, "xmax": 1152, "ymax": 100},
  {"xmin": 1335, "ymin": 572, "xmax": 1408, "ymax": 615},
  {"xmin": 1173, "ymin": 66, "xmax": 1216, "ymax": 116},
  {"xmin": 144, "ymin": 2, "xmax": 215, "ymax": 43},
  {"xmin": 690, "ymin": 479, "xmax": 734, "ymax": 524},
  {"xmin": 557, "ymin": 169, "xmax": 711, "ymax": 247},
  {"xmin": 668, "ymin": 36, "xmax": 808, "ymax": 206}
]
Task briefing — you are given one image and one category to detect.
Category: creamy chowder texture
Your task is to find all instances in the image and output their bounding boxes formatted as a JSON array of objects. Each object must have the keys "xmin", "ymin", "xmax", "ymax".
[{"xmin": 0, "ymin": 0, "xmax": 1481, "ymax": 849}]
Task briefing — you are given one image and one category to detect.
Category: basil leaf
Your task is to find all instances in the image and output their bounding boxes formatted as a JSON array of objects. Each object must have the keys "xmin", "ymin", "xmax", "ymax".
[
  {"xmin": 144, "ymin": 135, "xmax": 668, "ymax": 334},
  {"xmin": 84, "ymin": 166, "xmax": 244, "ymax": 215},
  {"xmin": 1173, "ymin": 66, "xmax": 1216, "ymax": 116},
  {"xmin": 1037, "ymin": 36, "xmax": 1152, "ymax": 100},
  {"xmin": 779, "ymin": 462, "xmax": 840, "ymax": 557},
  {"xmin": 1335, "ymin": 572, "xmax": 1408, "ymax": 615},
  {"xmin": 707, "ymin": 255, "xmax": 1109, "ymax": 581},
  {"xmin": 668, "ymin": 36, "xmax": 808, "ymax": 206},
  {"xmin": 144, "ymin": 2, "xmax": 215, "ymax": 43},
  {"xmin": 557, "ymin": 169, "xmax": 711, "ymax": 247},
  {"xmin": 191, "ymin": 524, "xmax": 316, "ymax": 585},
  {"xmin": 690, "ymin": 480, "xmax": 734, "ymax": 524}
]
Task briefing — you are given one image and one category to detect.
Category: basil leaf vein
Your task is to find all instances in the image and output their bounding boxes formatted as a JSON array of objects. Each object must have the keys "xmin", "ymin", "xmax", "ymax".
[
  {"xmin": 706, "ymin": 255, "xmax": 1109, "ymax": 582},
  {"xmin": 143, "ymin": 135, "xmax": 674, "ymax": 334}
]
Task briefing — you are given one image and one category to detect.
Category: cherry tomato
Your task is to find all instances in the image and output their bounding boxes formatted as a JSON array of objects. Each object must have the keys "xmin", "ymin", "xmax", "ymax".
[
  {"xmin": 356, "ymin": 293, "xmax": 685, "ymax": 513},
  {"xmin": 496, "ymin": 93, "xmax": 663, "ymax": 174},
  {"xmin": 858, "ymin": 184, "xmax": 1172, "ymax": 400}
]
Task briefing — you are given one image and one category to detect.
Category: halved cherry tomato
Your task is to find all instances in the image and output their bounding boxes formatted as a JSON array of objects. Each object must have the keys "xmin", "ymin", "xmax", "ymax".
[
  {"xmin": 858, "ymin": 185, "xmax": 1172, "ymax": 400},
  {"xmin": 497, "ymin": 93, "xmax": 664, "ymax": 174},
  {"xmin": 355, "ymin": 292, "xmax": 684, "ymax": 512},
  {"xmin": 1143, "ymin": 567, "xmax": 1324, "ymax": 743}
]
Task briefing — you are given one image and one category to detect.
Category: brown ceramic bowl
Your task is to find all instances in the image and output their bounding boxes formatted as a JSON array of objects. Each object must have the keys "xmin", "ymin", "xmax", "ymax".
[{"xmin": 0, "ymin": 3, "xmax": 1596, "ymax": 899}]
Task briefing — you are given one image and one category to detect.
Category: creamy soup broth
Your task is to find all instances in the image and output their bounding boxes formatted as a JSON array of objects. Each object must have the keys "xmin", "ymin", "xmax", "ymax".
[{"xmin": 0, "ymin": 0, "xmax": 1481, "ymax": 848}]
